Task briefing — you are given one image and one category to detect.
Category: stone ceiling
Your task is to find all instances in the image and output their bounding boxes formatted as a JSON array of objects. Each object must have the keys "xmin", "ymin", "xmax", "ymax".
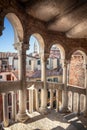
[{"xmin": 17, "ymin": 0, "xmax": 87, "ymax": 38}]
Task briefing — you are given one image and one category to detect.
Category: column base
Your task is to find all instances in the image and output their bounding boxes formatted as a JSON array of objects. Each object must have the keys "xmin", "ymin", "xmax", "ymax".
[
  {"xmin": 83, "ymin": 111, "xmax": 87, "ymax": 117},
  {"xmin": 39, "ymin": 107, "xmax": 50, "ymax": 115},
  {"xmin": 3, "ymin": 120, "xmax": 9, "ymax": 127},
  {"xmin": 60, "ymin": 107, "xmax": 70, "ymax": 113},
  {"xmin": 16, "ymin": 112, "xmax": 29, "ymax": 122}
]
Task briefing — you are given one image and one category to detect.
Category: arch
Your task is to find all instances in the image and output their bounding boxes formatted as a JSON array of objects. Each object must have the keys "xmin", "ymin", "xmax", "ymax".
[
  {"xmin": 5, "ymin": 13, "xmax": 23, "ymax": 43},
  {"xmin": 70, "ymin": 49, "xmax": 86, "ymax": 64},
  {"xmin": 50, "ymin": 43, "xmax": 65, "ymax": 60},
  {"xmin": 68, "ymin": 47, "xmax": 87, "ymax": 60},
  {"xmin": 31, "ymin": 33, "xmax": 45, "ymax": 54}
]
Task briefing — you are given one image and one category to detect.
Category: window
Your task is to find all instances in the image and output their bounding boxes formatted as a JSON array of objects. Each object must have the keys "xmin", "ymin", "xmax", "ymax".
[
  {"xmin": 2, "ymin": 60, "xmax": 7, "ymax": 65},
  {"xmin": 53, "ymin": 78, "xmax": 58, "ymax": 82},
  {"xmin": 29, "ymin": 60, "xmax": 31, "ymax": 65},
  {"xmin": 0, "ymin": 75, "xmax": 2, "ymax": 79},
  {"xmin": 47, "ymin": 60, "xmax": 49, "ymax": 65},
  {"xmin": 6, "ymin": 74, "xmax": 11, "ymax": 81},
  {"xmin": 37, "ymin": 60, "xmax": 40, "ymax": 65},
  {"xmin": 47, "ymin": 78, "xmax": 52, "ymax": 82}
]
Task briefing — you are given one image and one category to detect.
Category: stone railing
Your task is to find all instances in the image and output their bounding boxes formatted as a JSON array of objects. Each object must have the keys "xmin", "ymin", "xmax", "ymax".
[
  {"xmin": 26, "ymin": 81, "xmax": 44, "ymax": 89},
  {"xmin": 67, "ymin": 84, "xmax": 86, "ymax": 114},
  {"xmin": 0, "ymin": 81, "xmax": 86, "ymax": 126},
  {"xmin": 46, "ymin": 83, "xmax": 86, "ymax": 114},
  {"xmin": 0, "ymin": 81, "xmax": 21, "ymax": 93},
  {"xmin": 26, "ymin": 82, "xmax": 64, "ymax": 113}
]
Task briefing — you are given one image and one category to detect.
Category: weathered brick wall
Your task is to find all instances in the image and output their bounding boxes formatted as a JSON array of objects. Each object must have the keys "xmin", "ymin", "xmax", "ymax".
[{"xmin": 69, "ymin": 55, "xmax": 85, "ymax": 87}]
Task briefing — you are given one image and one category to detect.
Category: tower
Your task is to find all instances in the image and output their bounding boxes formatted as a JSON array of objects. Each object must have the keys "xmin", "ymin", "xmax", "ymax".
[{"xmin": 34, "ymin": 41, "xmax": 38, "ymax": 53}]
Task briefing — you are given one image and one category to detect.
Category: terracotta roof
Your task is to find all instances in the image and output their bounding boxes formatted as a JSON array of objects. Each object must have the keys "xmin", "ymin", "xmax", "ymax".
[
  {"xmin": 0, "ymin": 52, "xmax": 18, "ymax": 59},
  {"xmin": 28, "ymin": 68, "xmax": 62, "ymax": 78}
]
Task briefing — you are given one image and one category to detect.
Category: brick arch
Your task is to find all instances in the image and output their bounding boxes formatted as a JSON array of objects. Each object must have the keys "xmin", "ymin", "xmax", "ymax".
[{"xmin": 5, "ymin": 13, "xmax": 24, "ymax": 43}]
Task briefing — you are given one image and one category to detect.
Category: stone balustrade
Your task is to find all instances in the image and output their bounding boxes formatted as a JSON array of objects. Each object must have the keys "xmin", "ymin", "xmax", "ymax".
[{"xmin": 0, "ymin": 81, "xmax": 86, "ymax": 127}]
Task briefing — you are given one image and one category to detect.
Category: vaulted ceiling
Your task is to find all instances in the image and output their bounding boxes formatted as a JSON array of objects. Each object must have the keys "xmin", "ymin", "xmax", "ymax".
[{"xmin": 17, "ymin": 0, "xmax": 87, "ymax": 38}]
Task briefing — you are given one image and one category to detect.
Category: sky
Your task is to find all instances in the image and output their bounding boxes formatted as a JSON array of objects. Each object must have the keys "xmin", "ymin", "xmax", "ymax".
[{"xmin": 0, "ymin": 17, "xmax": 39, "ymax": 53}]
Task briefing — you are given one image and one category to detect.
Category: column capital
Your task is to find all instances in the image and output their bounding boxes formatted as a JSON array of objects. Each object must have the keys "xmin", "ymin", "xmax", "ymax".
[
  {"xmin": 13, "ymin": 42, "xmax": 29, "ymax": 50},
  {"xmin": 14, "ymin": 42, "xmax": 29, "ymax": 51},
  {"xmin": 63, "ymin": 59, "xmax": 70, "ymax": 67},
  {"xmin": 13, "ymin": 42, "xmax": 22, "ymax": 51},
  {"xmin": 40, "ymin": 53, "xmax": 49, "ymax": 62}
]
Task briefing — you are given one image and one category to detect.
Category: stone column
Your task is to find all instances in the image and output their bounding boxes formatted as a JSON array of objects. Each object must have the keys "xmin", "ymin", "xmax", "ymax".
[
  {"xmin": 14, "ymin": 42, "xmax": 29, "ymax": 122},
  {"xmin": 2, "ymin": 93, "xmax": 9, "ymax": 127},
  {"xmin": 39, "ymin": 54, "xmax": 48, "ymax": 114},
  {"xmin": 62, "ymin": 59, "xmax": 69, "ymax": 112}
]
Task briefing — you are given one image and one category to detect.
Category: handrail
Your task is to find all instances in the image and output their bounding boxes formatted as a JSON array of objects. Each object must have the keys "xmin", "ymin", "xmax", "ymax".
[
  {"xmin": 0, "ymin": 81, "xmax": 86, "ymax": 95},
  {"xmin": 26, "ymin": 81, "xmax": 44, "ymax": 89},
  {"xmin": 0, "ymin": 81, "xmax": 21, "ymax": 93},
  {"xmin": 67, "ymin": 84, "xmax": 86, "ymax": 95}
]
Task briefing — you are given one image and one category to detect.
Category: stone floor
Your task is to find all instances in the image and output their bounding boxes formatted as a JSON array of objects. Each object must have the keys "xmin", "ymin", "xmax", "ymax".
[{"xmin": 3, "ymin": 110, "xmax": 87, "ymax": 130}]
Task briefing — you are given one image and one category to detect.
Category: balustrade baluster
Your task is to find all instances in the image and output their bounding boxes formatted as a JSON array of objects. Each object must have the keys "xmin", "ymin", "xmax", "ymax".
[
  {"xmin": 78, "ymin": 93, "xmax": 81, "ymax": 115},
  {"xmin": 35, "ymin": 88, "xmax": 39, "ymax": 111},
  {"xmin": 56, "ymin": 89, "xmax": 59, "ymax": 112},
  {"xmin": 12, "ymin": 91, "xmax": 17, "ymax": 121},
  {"xmin": 72, "ymin": 92, "xmax": 74, "ymax": 112},
  {"xmin": 29, "ymin": 87, "xmax": 35, "ymax": 113},
  {"xmin": 2, "ymin": 93, "xmax": 9, "ymax": 127},
  {"xmin": 50, "ymin": 89, "xmax": 53, "ymax": 109}
]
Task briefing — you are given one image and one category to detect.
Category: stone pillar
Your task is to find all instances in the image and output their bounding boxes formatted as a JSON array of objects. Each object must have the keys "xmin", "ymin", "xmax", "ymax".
[
  {"xmin": 39, "ymin": 54, "xmax": 48, "ymax": 114},
  {"xmin": 14, "ymin": 42, "xmax": 29, "ymax": 122},
  {"xmin": 2, "ymin": 93, "xmax": 9, "ymax": 127},
  {"xmin": 62, "ymin": 59, "xmax": 69, "ymax": 112}
]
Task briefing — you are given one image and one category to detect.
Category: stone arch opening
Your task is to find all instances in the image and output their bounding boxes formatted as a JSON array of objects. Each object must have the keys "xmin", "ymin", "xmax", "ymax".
[
  {"xmin": 26, "ymin": 33, "xmax": 45, "ymax": 111},
  {"xmin": 6, "ymin": 13, "xmax": 23, "ymax": 43},
  {"xmin": 26, "ymin": 33, "xmax": 45, "ymax": 81},
  {"xmin": 0, "ymin": 14, "xmax": 23, "ymax": 76},
  {"xmin": 46, "ymin": 43, "xmax": 65, "ymax": 109},
  {"xmin": 33, "ymin": 33, "xmax": 44, "ymax": 54},
  {"xmin": 47, "ymin": 43, "xmax": 65, "ymax": 83},
  {"xmin": 0, "ymin": 13, "xmax": 24, "ymax": 122}
]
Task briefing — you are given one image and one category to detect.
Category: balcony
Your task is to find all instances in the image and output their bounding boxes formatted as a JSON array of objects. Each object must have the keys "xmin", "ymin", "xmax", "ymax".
[{"xmin": 0, "ymin": 81, "xmax": 87, "ymax": 129}]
